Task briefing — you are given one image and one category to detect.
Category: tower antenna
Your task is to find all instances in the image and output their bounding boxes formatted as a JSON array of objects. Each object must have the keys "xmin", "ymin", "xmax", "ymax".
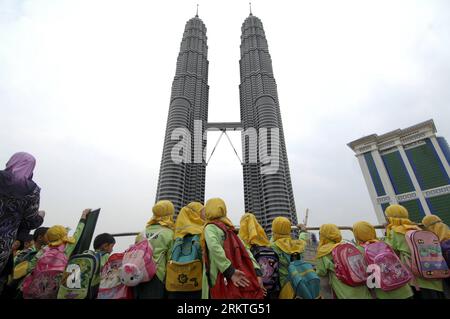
[
  {"xmin": 249, "ymin": 2, "xmax": 252, "ymax": 15},
  {"xmin": 196, "ymin": 4, "xmax": 199, "ymax": 17}
]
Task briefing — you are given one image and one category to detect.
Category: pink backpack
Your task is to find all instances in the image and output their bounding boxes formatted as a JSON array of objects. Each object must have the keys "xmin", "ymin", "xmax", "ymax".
[
  {"xmin": 23, "ymin": 245, "xmax": 68, "ymax": 299},
  {"xmin": 332, "ymin": 243, "xmax": 367, "ymax": 286},
  {"xmin": 405, "ymin": 230, "xmax": 450, "ymax": 279},
  {"xmin": 119, "ymin": 233, "xmax": 160, "ymax": 287},
  {"xmin": 97, "ymin": 253, "xmax": 133, "ymax": 299},
  {"xmin": 363, "ymin": 241, "xmax": 412, "ymax": 291}
]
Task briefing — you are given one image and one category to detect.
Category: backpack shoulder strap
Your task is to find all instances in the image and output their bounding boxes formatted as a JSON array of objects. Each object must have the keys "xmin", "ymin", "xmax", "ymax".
[
  {"xmin": 94, "ymin": 251, "xmax": 103, "ymax": 261},
  {"xmin": 148, "ymin": 229, "xmax": 171, "ymax": 265},
  {"xmin": 206, "ymin": 221, "xmax": 229, "ymax": 236}
]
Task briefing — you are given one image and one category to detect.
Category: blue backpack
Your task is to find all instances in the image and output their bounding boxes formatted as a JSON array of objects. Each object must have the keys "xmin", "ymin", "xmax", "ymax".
[
  {"xmin": 284, "ymin": 253, "xmax": 320, "ymax": 299},
  {"xmin": 171, "ymin": 234, "xmax": 201, "ymax": 262}
]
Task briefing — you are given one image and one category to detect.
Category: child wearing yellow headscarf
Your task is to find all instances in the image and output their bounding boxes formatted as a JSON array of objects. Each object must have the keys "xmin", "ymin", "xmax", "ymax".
[
  {"xmin": 201, "ymin": 198, "xmax": 263, "ymax": 299},
  {"xmin": 352, "ymin": 221, "xmax": 413, "ymax": 299},
  {"xmin": 315, "ymin": 224, "xmax": 372, "ymax": 299},
  {"xmin": 26, "ymin": 209, "xmax": 89, "ymax": 277},
  {"xmin": 384, "ymin": 204, "xmax": 445, "ymax": 299},
  {"xmin": 239, "ymin": 213, "xmax": 277, "ymax": 298},
  {"xmin": 385, "ymin": 204, "xmax": 421, "ymax": 238},
  {"xmin": 422, "ymin": 215, "xmax": 450, "ymax": 298},
  {"xmin": 174, "ymin": 202, "xmax": 205, "ymax": 239},
  {"xmin": 134, "ymin": 200, "xmax": 175, "ymax": 299},
  {"xmin": 422, "ymin": 215, "xmax": 450, "ymax": 242},
  {"xmin": 146, "ymin": 200, "xmax": 175, "ymax": 230},
  {"xmin": 269, "ymin": 217, "xmax": 306, "ymax": 299},
  {"xmin": 239, "ymin": 213, "xmax": 270, "ymax": 248},
  {"xmin": 167, "ymin": 202, "xmax": 205, "ymax": 299}
]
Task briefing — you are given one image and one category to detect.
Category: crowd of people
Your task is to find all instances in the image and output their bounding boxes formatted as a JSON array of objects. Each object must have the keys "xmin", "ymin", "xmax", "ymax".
[{"xmin": 1, "ymin": 152, "xmax": 449, "ymax": 299}]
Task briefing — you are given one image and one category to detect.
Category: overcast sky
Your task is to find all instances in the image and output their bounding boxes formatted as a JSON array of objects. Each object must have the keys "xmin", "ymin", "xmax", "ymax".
[{"xmin": 1, "ymin": 0, "xmax": 449, "ymax": 250}]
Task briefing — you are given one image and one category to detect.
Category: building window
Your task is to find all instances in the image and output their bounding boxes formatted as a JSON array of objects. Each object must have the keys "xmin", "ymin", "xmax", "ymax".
[
  {"xmin": 437, "ymin": 137, "xmax": 450, "ymax": 166},
  {"xmin": 382, "ymin": 151, "xmax": 415, "ymax": 194},
  {"xmin": 405, "ymin": 138, "xmax": 450, "ymax": 190},
  {"xmin": 426, "ymin": 194, "xmax": 450, "ymax": 225},
  {"xmin": 364, "ymin": 152, "xmax": 386, "ymax": 196},
  {"xmin": 398, "ymin": 199, "xmax": 425, "ymax": 223}
]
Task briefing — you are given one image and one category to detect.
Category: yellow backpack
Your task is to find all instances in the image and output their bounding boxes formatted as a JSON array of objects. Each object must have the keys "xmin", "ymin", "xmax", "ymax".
[{"xmin": 165, "ymin": 235, "xmax": 202, "ymax": 292}]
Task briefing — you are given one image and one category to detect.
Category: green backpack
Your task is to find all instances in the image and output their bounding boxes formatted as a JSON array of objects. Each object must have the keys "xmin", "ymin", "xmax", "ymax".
[{"xmin": 57, "ymin": 250, "xmax": 102, "ymax": 299}]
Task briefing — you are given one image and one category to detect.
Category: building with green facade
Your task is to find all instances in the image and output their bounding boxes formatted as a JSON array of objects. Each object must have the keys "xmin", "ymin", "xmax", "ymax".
[{"xmin": 348, "ymin": 120, "xmax": 450, "ymax": 225}]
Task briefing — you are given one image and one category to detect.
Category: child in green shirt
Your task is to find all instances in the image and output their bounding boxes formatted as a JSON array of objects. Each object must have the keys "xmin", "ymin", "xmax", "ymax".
[
  {"xmin": 315, "ymin": 224, "xmax": 372, "ymax": 299},
  {"xmin": 134, "ymin": 200, "xmax": 175, "ymax": 299},
  {"xmin": 201, "ymin": 198, "xmax": 263, "ymax": 299},
  {"xmin": 384, "ymin": 204, "xmax": 445, "ymax": 299},
  {"xmin": 352, "ymin": 220, "xmax": 413, "ymax": 299},
  {"xmin": 270, "ymin": 216, "xmax": 306, "ymax": 299}
]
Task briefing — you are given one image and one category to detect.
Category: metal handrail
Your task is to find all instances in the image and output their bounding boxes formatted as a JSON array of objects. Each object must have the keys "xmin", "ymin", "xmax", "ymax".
[
  {"xmin": 110, "ymin": 223, "xmax": 423, "ymax": 237},
  {"xmin": 110, "ymin": 232, "xmax": 140, "ymax": 237}
]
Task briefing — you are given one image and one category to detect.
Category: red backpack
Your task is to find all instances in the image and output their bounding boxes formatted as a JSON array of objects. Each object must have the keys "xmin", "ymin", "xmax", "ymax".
[
  {"xmin": 332, "ymin": 243, "xmax": 367, "ymax": 287},
  {"xmin": 203, "ymin": 221, "xmax": 264, "ymax": 299}
]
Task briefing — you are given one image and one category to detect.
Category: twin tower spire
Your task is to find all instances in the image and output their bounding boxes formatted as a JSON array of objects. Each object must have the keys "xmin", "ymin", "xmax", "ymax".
[
  {"xmin": 155, "ymin": 9, "xmax": 298, "ymax": 233},
  {"xmin": 195, "ymin": 2, "xmax": 252, "ymax": 18}
]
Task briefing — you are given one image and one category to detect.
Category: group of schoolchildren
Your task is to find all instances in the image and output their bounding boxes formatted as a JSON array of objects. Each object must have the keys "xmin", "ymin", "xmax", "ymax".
[
  {"xmin": 315, "ymin": 204, "xmax": 450, "ymax": 299},
  {"xmin": 1, "ymin": 208, "xmax": 116, "ymax": 299},
  {"xmin": 2, "ymin": 198, "xmax": 450, "ymax": 299}
]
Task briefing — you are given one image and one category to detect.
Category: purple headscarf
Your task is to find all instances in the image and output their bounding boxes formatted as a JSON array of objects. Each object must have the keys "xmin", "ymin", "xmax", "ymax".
[{"xmin": 5, "ymin": 152, "xmax": 36, "ymax": 181}]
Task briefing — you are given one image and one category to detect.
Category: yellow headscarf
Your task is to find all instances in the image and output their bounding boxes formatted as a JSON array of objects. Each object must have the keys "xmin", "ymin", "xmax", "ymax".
[
  {"xmin": 201, "ymin": 198, "xmax": 234, "ymax": 251},
  {"xmin": 174, "ymin": 202, "xmax": 205, "ymax": 239},
  {"xmin": 271, "ymin": 217, "xmax": 306, "ymax": 254},
  {"xmin": 204, "ymin": 198, "xmax": 234, "ymax": 228},
  {"xmin": 316, "ymin": 224, "xmax": 342, "ymax": 259},
  {"xmin": 46, "ymin": 225, "xmax": 75, "ymax": 247},
  {"xmin": 146, "ymin": 200, "xmax": 175, "ymax": 229},
  {"xmin": 422, "ymin": 215, "xmax": 450, "ymax": 242},
  {"xmin": 352, "ymin": 221, "xmax": 379, "ymax": 245},
  {"xmin": 239, "ymin": 213, "xmax": 270, "ymax": 247},
  {"xmin": 385, "ymin": 204, "xmax": 420, "ymax": 238}
]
